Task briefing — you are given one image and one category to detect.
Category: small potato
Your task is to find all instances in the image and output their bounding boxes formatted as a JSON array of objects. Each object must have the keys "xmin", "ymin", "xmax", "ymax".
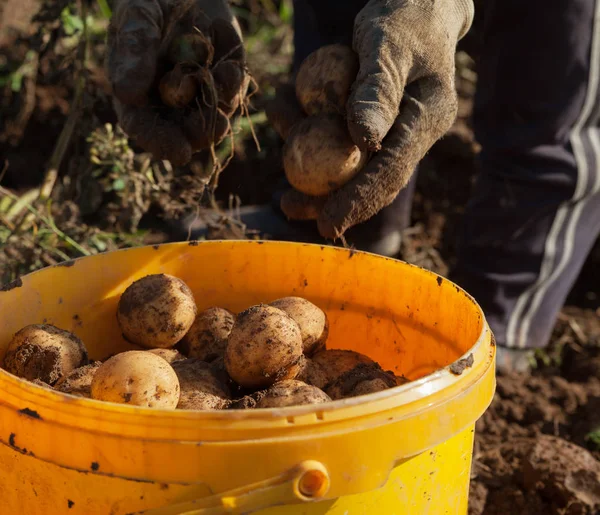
[
  {"xmin": 269, "ymin": 297, "xmax": 328, "ymax": 355},
  {"xmin": 283, "ymin": 115, "xmax": 367, "ymax": 196},
  {"xmin": 311, "ymin": 349, "xmax": 375, "ymax": 387},
  {"xmin": 295, "ymin": 44, "xmax": 358, "ymax": 116},
  {"xmin": 255, "ymin": 380, "xmax": 331, "ymax": 409},
  {"xmin": 3, "ymin": 324, "xmax": 89, "ymax": 385},
  {"xmin": 117, "ymin": 274, "xmax": 197, "ymax": 349},
  {"xmin": 55, "ymin": 361, "xmax": 102, "ymax": 398},
  {"xmin": 91, "ymin": 351, "xmax": 180, "ymax": 409},
  {"xmin": 325, "ymin": 363, "xmax": 397, "ymax": 400},
  {"xmin": 295, "ymin": 356, "xmax": 329, "ymax": 390},
  {"xmin": 159, "ymin": 66, "xmax": 198, "ymax": 108},
  {"xmin": 147, "ymin": 348, "xmax": 186, "ymax": 364},
  {"xmin": 171, "ymin": 358, "xmax": 230, "ymax": 410},
  {"xmin": 225, "ymin": 305, "xmax": 303, "ymax": 389},
  {"xmin": 168, "ymin": 33, "xmax": 212, "ymax": 66},
  {"xmin": 180, "ymin": 307, "xmax": 235, "ymax": 362}
]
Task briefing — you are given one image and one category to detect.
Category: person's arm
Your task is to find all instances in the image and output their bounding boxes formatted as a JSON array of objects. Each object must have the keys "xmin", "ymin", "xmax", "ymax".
[
  {"xmin": 270, "ymin": 0, "xmax": 474, "ymax": 239},
  {"xmin": 106, "ymin": 0, "xmax": 245, "ymax": 166}
]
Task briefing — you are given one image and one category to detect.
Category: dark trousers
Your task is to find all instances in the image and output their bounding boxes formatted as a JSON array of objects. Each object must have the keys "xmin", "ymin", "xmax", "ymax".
[{"xmin": 294, "ymin": 0, "xmax": 600, "ymax": 350}]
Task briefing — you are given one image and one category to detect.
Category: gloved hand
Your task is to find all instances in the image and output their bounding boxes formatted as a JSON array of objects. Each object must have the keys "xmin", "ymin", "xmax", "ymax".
[
  {"xmin": 107, "ymin": 0, "xmax": 246, "ymax": 166},
  {"xmin": 267, "ymin": 0, "xmax": 474, "ymax": 239}
]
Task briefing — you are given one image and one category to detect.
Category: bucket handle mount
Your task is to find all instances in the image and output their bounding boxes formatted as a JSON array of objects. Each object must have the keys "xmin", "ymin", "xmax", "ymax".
[{"xmin": 136, "ymin": 460, "xmax": 330, "ymax": 515}]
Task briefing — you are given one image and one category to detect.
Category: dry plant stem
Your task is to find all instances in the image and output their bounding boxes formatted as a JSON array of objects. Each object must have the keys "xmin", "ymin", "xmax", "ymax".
[
  {"xmin": 10, "ymin": 0, "xmax": 90, "ymax": 237},
  {"xmin": 0, "ymin": 185, "xmax": 91, "ymax": 257}
]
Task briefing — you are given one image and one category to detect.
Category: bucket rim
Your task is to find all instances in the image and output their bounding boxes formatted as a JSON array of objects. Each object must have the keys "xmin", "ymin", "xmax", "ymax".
[{"xmin": 0, "ymin": 240, "xmax": 495, "ymax": 431}]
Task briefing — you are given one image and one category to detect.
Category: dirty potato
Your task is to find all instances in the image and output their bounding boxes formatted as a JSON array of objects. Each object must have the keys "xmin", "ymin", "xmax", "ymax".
[
  {"xmin": 225, "ymin": 304, "xmax": 303, "ymax": 389},
  {"xmin": 311, "ymin": 349, "xmax": 375, "ymax": 387},
  {"xmin": 295, "ymin": 356, "xmax": 329, "ymax": 390},
  {"xmin": 295, "ymin": 44, "xmax": 359, "ymax": 116},
  {"xmin": 159, "ymin": 65, "xmax": 198, "ymax": 108},
  {"xmin": 3, "ymin": 324, "xmax": 89, "ymax": 385},
  {"xmin": 269, "ymin": 297, "xmax": 328, "ymax": 355},
  {"xmin": 179, "ymin": 307, "xmax": 235, "ymax": 362},
  {"xmin": 171, "ymin": 358, "xmax": 230, "ymax": 410},
  {"xmin": 117, "ymin": 274, "xmax": 197, "ymax": 349},
  {"xmin": 325, "ymin": 363, "xmax": 397, "ymax": 400},
  {"xmin": 55, "ymin": 361, "xmax": 102, "ymax": 398},
  {"xmin": 283, "ymin": 115, "xmax": 367, "ymax": 196},
  {"xmin": 255, "ymin": 379, "xmax": 331, "ymax": 408},
  {"xmin": 91, "ymin": 351, "xmax": 180, "ymax": 409}
]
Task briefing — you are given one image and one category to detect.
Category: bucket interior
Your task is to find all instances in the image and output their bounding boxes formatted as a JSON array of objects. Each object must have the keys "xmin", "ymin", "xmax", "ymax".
[{"xmin": 0, "ymin": 242, "xmax": 485, "ymax": 383}]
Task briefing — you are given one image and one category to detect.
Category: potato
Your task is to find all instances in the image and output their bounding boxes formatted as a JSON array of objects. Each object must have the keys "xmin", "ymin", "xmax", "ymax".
[
  {"xmin": 283, "ymin": 115, "xmax": 367, "ymax": 196},
  {"xmin": 295, "ymin": 356, "xmax": 329, "ymax": 390},
  {"xmin": 3, "ymin": 324, "xmax": 88, "ymax": 385},
  {"xmin": 295, "ymin": 44, "xmax": 358, "ymax": 116},
  {"xmin": 54, "ymin": 361, "xmax": 102, "ymax": 398},
  {"xmin": 117, "ymin": 274, "xmax": 197, "ymax": 349},
  {"xmin": 91, "ymin": 351, "xmax": 180, "ymax": 408},
  {"xmin": 147, "ymin": 348, "xmax": 186, "ymax": 364},
  {"xmin": 159, "ymin": 65, "xmax": 198, "ymax": 108},
  {"xmin": 168, "ymin": 33, "xmax": 212, "ymax": 66},
  {"xmin": 325, "ymin": 363, "xmax": 397, "ymax": 400},
  {"xmin": 255, "ymin": 380, "xmax": 331, "ymax": 409},
  {"xmin": 179, "ymin": 307, "xmax": 235, "ymax": 362},
  {"xmin": 225, "ymin": 304, "xmax": 303, "ymax": 389},
  {"xmin": 269, "ymin": 297, "xmax": 328, "ymax": 355},
  {"xmin": 171, "ymin": 358, "xmax": 230, "ymax": 410},
  {"xmin": 311, "ymin": 349, "xmax": 375, "ymax": 387}
]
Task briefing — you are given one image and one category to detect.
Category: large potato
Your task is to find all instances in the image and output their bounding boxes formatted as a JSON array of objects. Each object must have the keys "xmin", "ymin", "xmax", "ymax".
[
  {"xmin": 269, "ymin": 297, "xmax": 328, "ymax": 355},
  {"xmin": 3, "ymin": 324, "xmax": 88, "ymax": 385},
  {"xmin": 225, "ymin": 305, "xmax": 303, "ymax": 389},
  {"xmin": 283, "ymin": 115, "xmax": 367, "ymax": 196},
  {"xmin": 180, "ymin": 307, "xmax": 235, "ymax": 362},
  {"xmin": 91, "ymin": 351, "xmax": 180, "ymax": 409},
  {"xmin": 255, "ymin": 380, "xmax": 331, "ymax": 409},
  {"xmin": 55, "ymin": 361, "xmax": 102, "ymax": 398},
  {"xmin": 295, "ymin": 44, "xmax": 358, "ymax": 116},
  {"xmin": 311, "ymin": 349, "xmax": 375, "ymax": 387},
  {"xmin": 117, "ymin": 274, "xmax": 197, "ymax": 349},
  {"xmin": 171, "ymin": 358, "xmax": 230, "ymax": 410}
]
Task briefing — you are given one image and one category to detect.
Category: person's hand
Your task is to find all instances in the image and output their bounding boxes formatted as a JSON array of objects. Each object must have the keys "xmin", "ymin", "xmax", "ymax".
[
  {"xmin": 268, "ymin": 0, "xmax": 474, "ymax": 239},
  {"xmin": 107, "ymin": 0, "xmax": 246, "ymax": 166}
]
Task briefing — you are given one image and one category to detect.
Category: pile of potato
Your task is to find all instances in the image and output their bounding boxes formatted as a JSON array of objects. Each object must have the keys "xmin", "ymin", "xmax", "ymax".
[
  {"xmin": 1, "ymin": 274, "xmax": 407, "ymax": 410},
  {"xmin": 278, "ymin": 45, "xmax": 367, "ymax": 199}
]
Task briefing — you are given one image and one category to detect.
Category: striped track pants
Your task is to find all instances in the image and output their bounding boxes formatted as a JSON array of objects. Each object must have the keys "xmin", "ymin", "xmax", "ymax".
[{"xmin": 451, "ymin": 0, "xmax": 600, "ymax": 349}]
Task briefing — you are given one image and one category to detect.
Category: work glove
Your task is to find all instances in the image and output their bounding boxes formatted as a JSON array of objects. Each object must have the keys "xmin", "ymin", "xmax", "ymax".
[
  {"xmin": 267, "ymin": 0, "xmax": 474, "ymax": 239},
  {"xmin": 107, "ymin": 0, "xmax": 246, "ymax": 166}
]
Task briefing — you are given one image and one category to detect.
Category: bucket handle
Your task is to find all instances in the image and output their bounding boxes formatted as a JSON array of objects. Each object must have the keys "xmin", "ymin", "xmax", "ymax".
[{"xmin": 136, "ymin": 460, "xmax": 330, "ymax": 515}]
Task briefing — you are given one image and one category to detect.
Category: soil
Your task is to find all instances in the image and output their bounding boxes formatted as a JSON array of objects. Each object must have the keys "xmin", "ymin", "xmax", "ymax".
[{"xmin": 0, "ymin": 2, "xmax": 599, "ymax": 512}]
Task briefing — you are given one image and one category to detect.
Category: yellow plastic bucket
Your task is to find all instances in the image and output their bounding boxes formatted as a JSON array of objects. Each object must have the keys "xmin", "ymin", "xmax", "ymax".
[{"xmin": 0, "ymin": 241, "xmax": 495, "ymax": 515}]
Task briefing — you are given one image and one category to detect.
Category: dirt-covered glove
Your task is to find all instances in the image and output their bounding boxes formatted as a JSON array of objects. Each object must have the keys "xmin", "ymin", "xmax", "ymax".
[
  {"xmin": 269, "ymin": 0, "xmax": 474, "ymax": 239},
  {"xmin": 107, "ymin": 0, "xmax": 246, "ymax": 166}
]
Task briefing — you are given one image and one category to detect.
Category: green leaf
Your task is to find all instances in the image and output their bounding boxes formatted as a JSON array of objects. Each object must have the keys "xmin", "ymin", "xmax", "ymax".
[
  {"xmin": 61, "ymin": 7, "xmax": 84, "ymax": 36},
  {"xmin": 112, "ymin": 178, "xmax": 126, "ymax": 191}
]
